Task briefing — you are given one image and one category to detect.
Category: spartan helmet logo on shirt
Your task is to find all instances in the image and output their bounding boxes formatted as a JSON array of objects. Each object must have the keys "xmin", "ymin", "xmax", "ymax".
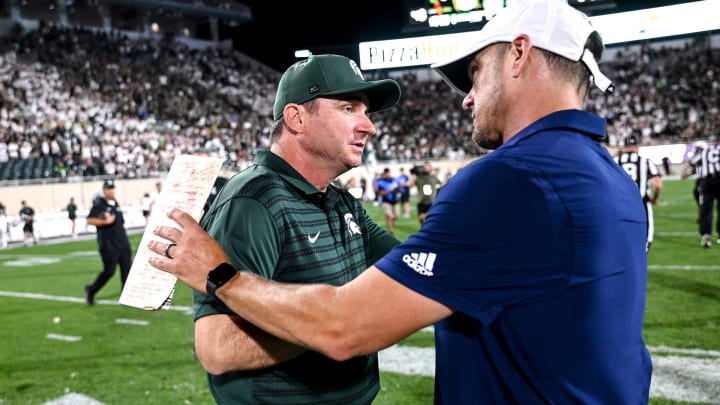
[
  {"xmin": 348, "ymin": 60, "xmax": 364, "ymax": 80},
  {"xmin": 344, "ymin": 213, "xmax": 362, "ymax": 236}
]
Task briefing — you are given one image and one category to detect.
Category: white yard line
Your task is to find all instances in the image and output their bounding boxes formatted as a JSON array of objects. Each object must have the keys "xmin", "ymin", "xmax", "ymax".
[
  {"xmin": 115, "ymin": 318, "xmax": 150, "ymax": 326},
  {"xmin": 649, "ymin": 265, "xmax": 720, "ymax": 271},
  {"xmin": 0, "ymin": 291, "xmax": 194, "ymax": 314},
  {"xmin": 655, "ymin": 231, "xmax": 701, "ymax": 236},
  {"xmin": 46, "ymin": 333, "xmax": 82, "ymax": 342}
]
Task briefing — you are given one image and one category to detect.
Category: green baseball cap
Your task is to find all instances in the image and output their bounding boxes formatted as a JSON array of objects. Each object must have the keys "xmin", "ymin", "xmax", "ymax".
[{"xmin": 273, "ymin": 54, "xmax": 401, "ymax": 121}]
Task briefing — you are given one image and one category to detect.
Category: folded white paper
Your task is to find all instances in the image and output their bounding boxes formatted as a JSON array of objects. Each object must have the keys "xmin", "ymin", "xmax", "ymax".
[{"xmin": 119, "ymin": 154, "xmax": 224, "ymax": 310}]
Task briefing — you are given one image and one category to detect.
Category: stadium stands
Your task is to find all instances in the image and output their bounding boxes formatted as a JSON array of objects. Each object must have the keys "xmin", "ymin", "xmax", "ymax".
[{"xmin": 0, "ymin": 23, "xmax": 718, "ymax": 185}]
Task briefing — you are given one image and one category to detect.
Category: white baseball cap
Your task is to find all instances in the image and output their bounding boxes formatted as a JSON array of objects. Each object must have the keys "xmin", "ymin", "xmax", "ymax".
[{"xmin": 431, "ymin": 0, "xmax": 614, "ymax": 96}]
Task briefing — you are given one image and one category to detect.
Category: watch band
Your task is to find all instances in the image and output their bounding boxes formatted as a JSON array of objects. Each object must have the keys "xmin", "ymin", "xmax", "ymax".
[{"xmin": 206, "ymin": 263, "xmax": 237, "ymax": 303}]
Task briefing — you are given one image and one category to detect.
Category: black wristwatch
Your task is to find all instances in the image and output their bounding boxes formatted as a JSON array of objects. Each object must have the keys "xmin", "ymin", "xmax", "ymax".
[{"xmin": 206, "ymin": 263, "xmax": 237, "ymax": 303}]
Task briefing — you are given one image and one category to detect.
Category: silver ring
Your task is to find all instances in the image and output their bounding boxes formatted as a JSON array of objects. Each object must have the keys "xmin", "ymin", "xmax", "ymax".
[{"xmin": 164, "ymin": 243, "xmax": 176, "ymax": 259}]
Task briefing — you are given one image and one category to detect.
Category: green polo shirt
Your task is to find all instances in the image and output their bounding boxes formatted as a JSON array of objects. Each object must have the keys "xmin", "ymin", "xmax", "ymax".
[{"xmin": 194, "ymin": 150, "xmax": 399, "ymax": 405}]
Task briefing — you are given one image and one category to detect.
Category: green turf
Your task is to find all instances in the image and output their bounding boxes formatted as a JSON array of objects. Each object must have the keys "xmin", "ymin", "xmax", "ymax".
[{"xmin": 0, "ymin": 178, "xmax": 718, "ymax": 404}]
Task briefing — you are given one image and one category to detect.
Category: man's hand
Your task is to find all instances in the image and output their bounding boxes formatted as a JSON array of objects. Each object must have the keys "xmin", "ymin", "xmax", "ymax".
[
  {"xmin": 105, "ymin": 213, "xmax": 116, "ymax": 225},
  {"xmin": 148, "ymin": 208, "xmax": 231, "ymax": 294}
]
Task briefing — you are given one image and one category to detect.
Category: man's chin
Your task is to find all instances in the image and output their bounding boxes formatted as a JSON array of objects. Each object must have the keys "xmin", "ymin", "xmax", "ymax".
[
  {"xmin": 347, "ymin": 154, "xmax": 363, "ymax": 168},
  {"xmin": 473, "ymin": 134, "xmax": 501, "ymax": 150}
]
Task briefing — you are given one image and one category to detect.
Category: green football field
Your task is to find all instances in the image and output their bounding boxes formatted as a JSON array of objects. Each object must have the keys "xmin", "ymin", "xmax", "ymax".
[{"xmin": 0, "ymin": 178, "xmax": 718, "ymax": 404}]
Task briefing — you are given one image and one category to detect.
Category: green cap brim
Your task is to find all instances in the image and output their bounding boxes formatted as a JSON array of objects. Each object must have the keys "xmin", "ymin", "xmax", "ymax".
[{"xmin": 321, "ymin": 79, "xmax": 401, "ymax": 114}]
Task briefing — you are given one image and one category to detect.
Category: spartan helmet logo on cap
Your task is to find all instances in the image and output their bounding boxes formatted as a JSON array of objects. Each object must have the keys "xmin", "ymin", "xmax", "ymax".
[{"xmin": 348, "ymin": 60, "xmax": 364, "ymax": 80}]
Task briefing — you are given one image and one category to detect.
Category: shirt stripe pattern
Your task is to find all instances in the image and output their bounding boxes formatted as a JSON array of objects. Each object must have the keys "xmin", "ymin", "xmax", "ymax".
[
  {"xmin": 692, "ymin": 145, "xmax": 720, "ymax": 178},
  {"xmin": 615, "ymin": 151, "xmax": 660, "ymax": 201},
  {"xmin": 194, "ymin": 151, "xmax": 398, "ymax": 405}
]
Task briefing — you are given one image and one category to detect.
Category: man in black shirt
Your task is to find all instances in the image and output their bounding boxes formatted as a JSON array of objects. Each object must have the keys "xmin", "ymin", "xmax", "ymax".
[
  {"xmin": 66, "ymin": 197, "xmax": 78, "ymax": 238},
  {"xmin": 84, "ymin": 179, "xmax": 132, "ymax": 305},
  {"xmin": 19, "ymin": 200, "xmax": 37, "ymax": 246}
]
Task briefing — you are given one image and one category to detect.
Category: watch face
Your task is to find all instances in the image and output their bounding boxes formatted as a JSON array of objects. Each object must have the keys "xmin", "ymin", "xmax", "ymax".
[
  {"xmin": 209, "ymin": 263, "xmax": 237, "ymax": 284},
  {"xmin": 207, "ymin": 263, "xmax": 237, "ymax": 302}
]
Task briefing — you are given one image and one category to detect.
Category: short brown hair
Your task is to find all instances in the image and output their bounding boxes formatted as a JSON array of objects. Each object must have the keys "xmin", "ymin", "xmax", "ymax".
[{"xmin": 541, "ymin": 31, "xmax": 604, "ymax": 96}]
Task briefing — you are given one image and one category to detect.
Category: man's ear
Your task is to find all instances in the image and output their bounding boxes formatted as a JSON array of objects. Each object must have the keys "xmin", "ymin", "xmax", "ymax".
[
  {"xmin": 282, "ymin": 103, "xmax": 304, "ymax": 133},
  {"xmin": 509, "ymin": 34, "xmax": 532, "ymax": 77}
]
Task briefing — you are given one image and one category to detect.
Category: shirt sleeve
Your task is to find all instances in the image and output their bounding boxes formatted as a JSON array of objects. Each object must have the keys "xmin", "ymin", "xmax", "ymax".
[
  {"xmin": 87, "ymin": 202, "xmax": 103, "ymax": 219},
  {"xmin": 647, "ymin": 160, "xmax": 661, "ymax": 178},
  {"xmin": 193, "ymin": 196, "xmax": 281, "ymax": 319},
  {"xmin": 360, "ymin": 207, "xmax": 400, "ymax": 265}
]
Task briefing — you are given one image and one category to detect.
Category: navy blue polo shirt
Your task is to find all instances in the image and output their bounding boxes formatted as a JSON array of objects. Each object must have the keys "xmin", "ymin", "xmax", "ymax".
[{"xmin": 376, "ymin": 110, "xmax": 652, "ymax": 404}]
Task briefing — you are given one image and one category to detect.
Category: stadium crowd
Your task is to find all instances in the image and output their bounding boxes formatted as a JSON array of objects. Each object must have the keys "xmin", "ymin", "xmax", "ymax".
[{"xmin": 0, "ymin": 23, "xmax": 718, "ymax": 182}]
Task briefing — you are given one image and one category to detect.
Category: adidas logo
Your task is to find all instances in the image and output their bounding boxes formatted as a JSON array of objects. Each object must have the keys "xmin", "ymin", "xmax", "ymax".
[{"xmin": 402, "ymin": 252, "xmax": 437, "ymax": 276}]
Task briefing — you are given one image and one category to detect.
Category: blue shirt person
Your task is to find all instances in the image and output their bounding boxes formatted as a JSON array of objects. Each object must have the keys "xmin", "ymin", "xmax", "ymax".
[{"xmin": 150, "ymin": 1, "xmax": 652, "ymax": 403}]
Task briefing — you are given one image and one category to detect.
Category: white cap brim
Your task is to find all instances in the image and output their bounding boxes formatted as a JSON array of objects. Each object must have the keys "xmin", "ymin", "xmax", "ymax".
[{"xmin": 431, "ymin": 0, "xmax": 614, "ymax": 96}]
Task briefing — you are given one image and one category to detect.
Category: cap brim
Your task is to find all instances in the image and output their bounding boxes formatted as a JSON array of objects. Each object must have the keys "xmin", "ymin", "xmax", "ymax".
[
  {"xmin": 431, "ymin": 41, "xmax": 491, "ymax": 96},
  {"xmin": 324, "ymin": 79, "xmax": 401, "ymax": 114}
]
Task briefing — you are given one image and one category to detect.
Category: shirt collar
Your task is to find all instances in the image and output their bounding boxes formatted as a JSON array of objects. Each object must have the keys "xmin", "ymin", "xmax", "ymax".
[
  {"xmin": 255, "ymin": 150, "xmax": 340, "ymax": 209},
  {"xmin": 503, "ymin": 109, "xmax": 607, "ymax": 148}
]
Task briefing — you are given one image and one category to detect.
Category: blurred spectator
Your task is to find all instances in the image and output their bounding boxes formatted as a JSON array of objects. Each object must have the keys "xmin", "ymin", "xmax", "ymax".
[
  {"xmin": 413, "ymin": 161, "xmax": 443, "ymax": 226},
  {"xmin": 662, "ymin": 156, "xmax": 671, "ymax": 175},
  {"xmin": 345, "ymin": 177, "xmax": 364, "ymax": 200},
  {"xmin": 141, "ymin": 192, "xmax": 153, "ymax": 225},
  {"xmin": 0, "ymin": 202, "xmax": 7, "ymax": 248},
  {"xmin": 19, "ymin": 200, "xmax": 37, "ymax": 246},
  {"xmin": 615, "ymin": 135, "xmax": 663, "ymax": 253},
  {"xmin": 376, "ymin": 168, "xmax": 401, "ymax": 235},
  {"xmin": 66, "ymin": 197, "xmax": 78, "ymax": 238},
  {"xmin": 397, "ymin": 167, "xmax": 412, "ymax": 218}
]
